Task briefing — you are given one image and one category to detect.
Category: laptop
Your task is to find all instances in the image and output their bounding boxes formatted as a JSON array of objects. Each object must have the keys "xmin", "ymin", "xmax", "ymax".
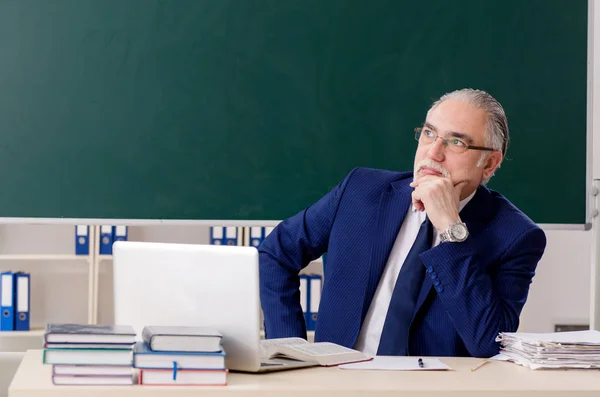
[{"xmin": 112, "ymin": 240, "xmax": 316, "ymax": 373}]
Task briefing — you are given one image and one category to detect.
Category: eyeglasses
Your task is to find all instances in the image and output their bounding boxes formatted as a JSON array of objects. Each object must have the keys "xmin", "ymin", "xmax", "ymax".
[{"xmin": 414, "ymin": 127, "xmax": 497, "ymax": 154}]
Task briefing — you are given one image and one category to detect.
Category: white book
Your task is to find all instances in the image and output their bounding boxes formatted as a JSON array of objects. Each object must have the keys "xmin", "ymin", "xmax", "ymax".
[
  {"xmin": 53, "ymin": 365, "xmax": 133, "ymax": 376},
  {"xmin": 45, "ymin": 343, "xmax": 134, "ymax": 350},
  {"xmin": 142, "ymin": 325, "xmax": 222, "ymax": 352},
  {"xmin": 260, "ymin": 337, "xmax": 372, "ymax": 366},
  {"xmin": 52, "ymin": 375, "xmax": 135, "ymax": 385},
  {"xmin": 43, "ymin": 348, "xmax": 133, "ymax": 366},
  {"xmin": 140, "ymin": 369, "xmax": 227, "ymax": 386}
]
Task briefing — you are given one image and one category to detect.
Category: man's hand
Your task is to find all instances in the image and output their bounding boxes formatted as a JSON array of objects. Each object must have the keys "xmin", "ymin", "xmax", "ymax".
[{"xmin": 409, "ymin": 176, "xmax": 468, "ymax": 233}]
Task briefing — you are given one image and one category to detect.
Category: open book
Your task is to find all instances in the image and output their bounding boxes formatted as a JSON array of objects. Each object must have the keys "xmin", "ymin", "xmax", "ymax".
[{"xmin": 260, "ymin": 337, "xmax": 372, "ymax": 366}]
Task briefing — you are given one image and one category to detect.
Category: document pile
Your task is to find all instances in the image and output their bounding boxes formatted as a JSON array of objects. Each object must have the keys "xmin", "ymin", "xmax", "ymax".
[
  {"xmin": 43, "ymin": 323, "xmax": 136, "ymax": 385},
  {"xmin": 134, "ymin": 325, "xmax": 227, "ymax": 386},
  {"xmin": 495, "ymin": 330, "xmax": 600, "ymax": 370}
]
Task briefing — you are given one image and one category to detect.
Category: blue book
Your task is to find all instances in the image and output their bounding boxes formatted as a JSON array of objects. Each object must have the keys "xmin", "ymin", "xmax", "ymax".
[
  {"xmin": 75, "ymin": 225, "xmax": 89, "ymax": 255},
  {"xmin": 307, "ymin": 274, "xmax": 322, "ymax": 331},
  {"xmin": 99, "ymin": 225, "xmax": 114, "ymax": 255},
  {"xmin": 0, "ymin": 272, "xmax": 14, "ymax": 331},
  {"xmin": 112, "ymin": 226, "xmax": 128, "ymax": 243},
  {"xmin": 133, "ymin": 341, "xmax": 225, "ymax": 370},
  {"xmin": 14, "ymin": 272, "xmax": 30, "ymax": 331},
  {"xmin": 210, "ymin": 227, "xmax": 224, "ymax": 245}
]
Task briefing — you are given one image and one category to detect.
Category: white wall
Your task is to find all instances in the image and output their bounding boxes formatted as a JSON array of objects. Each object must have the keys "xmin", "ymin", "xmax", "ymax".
[{"xmin": 518, "ymin": 230, "xmax": 591, "ymax": 332}]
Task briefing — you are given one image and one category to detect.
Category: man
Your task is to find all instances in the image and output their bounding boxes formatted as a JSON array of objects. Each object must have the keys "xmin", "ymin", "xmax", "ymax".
[{"xmin": 258, "ymin": 88, "xmax": 546, "ymax": 358}]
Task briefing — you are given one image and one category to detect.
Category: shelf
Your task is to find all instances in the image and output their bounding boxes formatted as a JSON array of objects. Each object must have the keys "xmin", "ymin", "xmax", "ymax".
[
  {"xmin": 0, "ymin": 329, "xmax": 44, "ymax": 338},
  {"xmin": 0, "ymin": 329, "xmax": 44, "ymax": 352},
  {"xmin": 0, "ymin": 255, "xmax": 90, "ymax": 261},
  {"xmin": 97, "ymin": 255, "xmax": 113, "ymax": 262}
]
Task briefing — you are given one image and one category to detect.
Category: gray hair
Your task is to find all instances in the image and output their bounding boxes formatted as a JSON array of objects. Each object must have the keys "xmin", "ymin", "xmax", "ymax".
[{"xmin": 428, "ymin": 88, "xmax": 509, "ymax": 182}]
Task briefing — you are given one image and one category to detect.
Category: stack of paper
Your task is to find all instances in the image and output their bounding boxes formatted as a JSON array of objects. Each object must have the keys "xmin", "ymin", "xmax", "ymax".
[{"xmin": 495, "ymin": 330, "xmax": 600, "ymax": 370}]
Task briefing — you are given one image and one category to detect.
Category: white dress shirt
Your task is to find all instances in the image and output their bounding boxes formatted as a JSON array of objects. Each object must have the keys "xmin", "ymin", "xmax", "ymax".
[{"xmin": 353, "ymin": 190, "xmax": 476, "ymax": 356}]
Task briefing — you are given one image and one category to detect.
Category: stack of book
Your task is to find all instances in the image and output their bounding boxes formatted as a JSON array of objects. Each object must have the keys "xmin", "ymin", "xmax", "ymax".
[
  {"xmin": 495, "ymin": 330, "xmax": 600, "ymax": 369},
  {"xmin": 134, "ymin": 325, "xmax": 227, "ymax": 386},
  {"xmin": 42, "ymin": 323, "xmax": 136, "ymax": 385}
]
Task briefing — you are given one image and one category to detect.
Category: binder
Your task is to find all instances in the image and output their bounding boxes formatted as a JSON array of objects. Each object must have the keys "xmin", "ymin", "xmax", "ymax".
[
  {"xmin": 224, "ymin": 227, "xmax": 238, "ymax": 246},
  {"xmin": 265, "ymin": 227, "xmax": 274, "ymax": 237},
  {"xmin": 249, "ymin": 227, "xmax": 265, "ymax": 247},
  {"xmin": 75, "ymin": 225, "xmax": 89, "ymax": 255},
  {"xmin": 0, "ymin": 272, "xmax": 14, "ymax": 331},
  {"xmin": 308, "ymin": 274, "xmax": 322, "ymax": 331},
  {"xmin": 14, "ymin": 272, "xmax": 30, "ymax": 331},
  {"xmin": 113, "ymin": 226, "xmax": 128, "ymax": 242},
  {"xmin": 299, "ymin": 274, "xmax": 309, "ymax": 329},
  {"xmin": 99, "ymin": 225, "xmax": 114, "ymax": 255},
  {"xmin": 210, "ymin": 227, "xmax": 224, "ymax": 245}
]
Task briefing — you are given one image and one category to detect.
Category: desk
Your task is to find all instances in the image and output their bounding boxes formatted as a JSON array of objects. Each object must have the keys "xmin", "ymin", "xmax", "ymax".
[{"xmin": 8, "ymin": 350, "xmax": 600, "ymax": 397}]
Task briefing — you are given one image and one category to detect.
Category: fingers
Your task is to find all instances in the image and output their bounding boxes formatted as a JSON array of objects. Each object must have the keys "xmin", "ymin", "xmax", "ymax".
[
  {"xmin": 411, "ymin": 190, "xmax": 425, "ymax": 211},
  {"xmin": 410, "ymin": 174, "xmax": 449, "ymax": 187},
  {"xmin": 453, "ymin": 180, "xmax": 469, "ymax": 195}
]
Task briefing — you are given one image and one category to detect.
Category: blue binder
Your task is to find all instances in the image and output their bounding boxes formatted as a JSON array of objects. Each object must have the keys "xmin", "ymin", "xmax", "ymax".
[
  {"xmin": 99, "ymin": 225, "xmax": 113, "ymax": 255},
  {"xmin": 249, "ymin": 227, "xmax": 265, "ymax": 247},
  {"xmin": 299, "ymin": 274, "xmax": 309, "ymax": 329},
  {"xmin": 13, "ymin": 272, "xmax": 30, "ymax": 331},
  {"xmin": 0, "ymin": 272, "xmax": 14, "ymax": 331},
  {"xmin": 75, "ymin": 225, "xmax": 89, "ymax": 255},
  {"xmin": 210, "ymin": 227, "xmax": 225, "ymax": 245},
  {"xmin": 307, "ymin": 274, "xmax": 322, "ymax": 331},
  {"xmin": 113, "ymin": 225, "xmax": 128, "ymax": 242},
  {"xmin": 224, "ymin": 227, "xmax": 238, "ymax": 246}
]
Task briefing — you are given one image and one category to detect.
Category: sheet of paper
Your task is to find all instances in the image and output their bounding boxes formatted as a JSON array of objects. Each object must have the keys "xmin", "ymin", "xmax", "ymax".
[
  {"xmin": 500, "ymin": 330, "xmax": 600, "ymax": 345},
  {"xmin": 339, "ymin": 357, "xmax": 451, "ymax": 371}
]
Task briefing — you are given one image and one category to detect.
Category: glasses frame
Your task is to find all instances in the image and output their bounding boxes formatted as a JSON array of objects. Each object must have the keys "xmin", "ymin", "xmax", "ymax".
[{"xmin": 414, "ymin": 127, "xmax": 496, "ymax": 153}]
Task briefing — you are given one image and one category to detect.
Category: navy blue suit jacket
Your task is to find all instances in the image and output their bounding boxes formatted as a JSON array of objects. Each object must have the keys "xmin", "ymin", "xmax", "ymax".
[{"xmin": 258, "ymin": 168, "xmax": 547, "ymax": 357}]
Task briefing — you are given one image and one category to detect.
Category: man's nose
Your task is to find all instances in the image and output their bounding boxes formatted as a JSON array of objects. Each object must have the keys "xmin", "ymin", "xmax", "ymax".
[{"xmin": 427, "ymin": 136, "xmax": 446, "ymax": 161}]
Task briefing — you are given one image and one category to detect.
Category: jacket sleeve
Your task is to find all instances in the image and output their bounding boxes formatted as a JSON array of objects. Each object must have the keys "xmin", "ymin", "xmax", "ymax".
[
  {"xmin": 258, "ymin": 169, "xmax": 357, "ymax": 339},
  {"xmin": 420, "ymin": 227, "xmax": 547, "ymax": 357}
]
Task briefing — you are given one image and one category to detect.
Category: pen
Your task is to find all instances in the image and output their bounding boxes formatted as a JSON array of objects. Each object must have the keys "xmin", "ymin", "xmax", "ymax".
[
  {"xmin": 418, "ymin": 358, "xmax": 424, "ymax": 368},
  {"xmin": 470, "ymin": 359, "xmax": 490, "ymax": 372}
]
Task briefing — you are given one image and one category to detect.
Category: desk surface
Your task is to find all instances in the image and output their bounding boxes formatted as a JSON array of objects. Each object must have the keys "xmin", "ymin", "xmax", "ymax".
[{"xmin": 8, "ymin": 350, "xmax": 600, "ymax": 397}]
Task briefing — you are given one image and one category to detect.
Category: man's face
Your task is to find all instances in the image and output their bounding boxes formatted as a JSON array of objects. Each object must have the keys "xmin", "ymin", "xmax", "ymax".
[{"xmin": 413, "ymin": 98, "xmax": 501, "ymax": 199}]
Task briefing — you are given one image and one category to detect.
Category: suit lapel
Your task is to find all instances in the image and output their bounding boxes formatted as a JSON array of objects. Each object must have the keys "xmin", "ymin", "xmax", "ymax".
[
  {"xmin": 411, "ymin": 185, "xmax": 495, "ymax": 319},
  {"xmin": 360, "ymin": 178, "xmax": 413, "ymax": 322}
]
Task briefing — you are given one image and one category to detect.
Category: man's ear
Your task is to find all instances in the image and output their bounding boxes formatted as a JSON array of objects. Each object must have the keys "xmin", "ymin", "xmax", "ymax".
[{"xmin": 482, "ymin": 152, "xmax": 503, "ymax": 180}]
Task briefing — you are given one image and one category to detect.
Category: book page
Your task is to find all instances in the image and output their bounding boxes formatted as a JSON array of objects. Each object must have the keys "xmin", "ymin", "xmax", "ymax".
[
  {"xmin": 266, "ymin": 342, "xmax": 372, "ymax": 366},
  {"xmin": 260, "ymin": 337, "xmax": 308, "ymax": 359}
]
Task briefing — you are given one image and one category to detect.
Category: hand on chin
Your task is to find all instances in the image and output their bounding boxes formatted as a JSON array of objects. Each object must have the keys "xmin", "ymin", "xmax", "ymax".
[{"xmin": 410, "ymin": 175, "xmax": 467, "ymax": 233}]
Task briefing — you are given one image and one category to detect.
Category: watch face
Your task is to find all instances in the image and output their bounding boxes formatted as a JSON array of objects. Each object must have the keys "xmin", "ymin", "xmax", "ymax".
[{"xmin": 451, "ymin": 223, "xmax": 468, "ymax": 240}]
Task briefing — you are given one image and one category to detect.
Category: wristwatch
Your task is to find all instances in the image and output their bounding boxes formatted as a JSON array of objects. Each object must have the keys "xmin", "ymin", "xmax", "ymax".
[{"xmin": 440, "ymin": 221, "xmax": 469, "ymax": 243}]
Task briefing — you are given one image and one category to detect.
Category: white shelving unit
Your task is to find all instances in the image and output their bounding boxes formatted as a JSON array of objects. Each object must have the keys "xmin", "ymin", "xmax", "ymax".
[
  {"xmin": 0, "ymin": 224, "xmax": 97, "ymax": 352},
  {"xmin": 0, "ymin": 224, "xmax": 322, "ymax": 352}
]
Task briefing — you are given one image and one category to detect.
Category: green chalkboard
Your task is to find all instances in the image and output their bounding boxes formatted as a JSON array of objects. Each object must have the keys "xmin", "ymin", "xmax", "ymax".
[{"xmin": 0, "ymin": 0, "xmax": 588, "ymax": 223}]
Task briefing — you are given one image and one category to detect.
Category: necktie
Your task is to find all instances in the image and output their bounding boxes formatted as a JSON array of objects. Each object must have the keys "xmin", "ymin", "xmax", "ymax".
[{"xmin": 377, "ymin": 218, "xmax": 433, "ymax": 355}]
